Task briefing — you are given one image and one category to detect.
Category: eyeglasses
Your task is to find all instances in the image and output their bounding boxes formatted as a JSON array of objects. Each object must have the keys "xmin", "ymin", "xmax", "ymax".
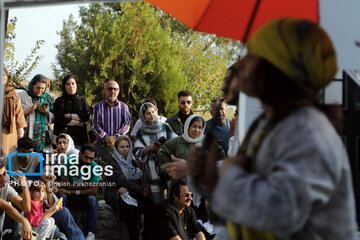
[
  {"xmin": 180, "ymin": 100, "xmax": 192, "ymax": 105},
  {"xmin": 184, "ymin": 192, "xmax": 193, "ymax": 198},
  {"xmin": 107, "ymin": 87, "xmax": 119, "ymax": 91},
  {"xmin": 211, "ymin": 98, "xmax": 224, "ymax": 103}
]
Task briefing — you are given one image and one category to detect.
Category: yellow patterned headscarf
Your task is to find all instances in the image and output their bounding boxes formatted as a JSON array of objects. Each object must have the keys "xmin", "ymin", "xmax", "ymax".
[{"xmin": 248, "ymin": 18, "xmax": 337, "ymax": 94}]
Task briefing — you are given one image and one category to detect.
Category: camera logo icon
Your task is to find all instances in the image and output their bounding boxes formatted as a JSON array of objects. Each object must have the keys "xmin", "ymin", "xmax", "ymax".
[{"xmin": 8, "ymin": 151, "xmax": 43, "ymax": 176}]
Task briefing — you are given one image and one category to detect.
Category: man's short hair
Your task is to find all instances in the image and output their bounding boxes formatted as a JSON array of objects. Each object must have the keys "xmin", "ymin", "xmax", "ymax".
[
  {"xmin": 177, "ymin": 90, "xmax": 192, "ymax": 99},
  {"xmin": 80, "ymin": 143, "xmax": 95, "ymax": 154},
  {"xmin": 17, "ymin": 137, "xmax": 36, "ymax": 150},
  {"xmin": 169, "ymin": 180, "xmax": 187, "ymax": 201}
]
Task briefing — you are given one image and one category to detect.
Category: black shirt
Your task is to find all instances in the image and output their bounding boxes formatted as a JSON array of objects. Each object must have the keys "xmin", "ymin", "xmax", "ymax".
[
  {"xmin": 148, "ymin": 199, "xmax": 201, "ymax": 240},
  {"xmin": 54, "ymin": 95, "xmax": 90, "ymax": 145}
]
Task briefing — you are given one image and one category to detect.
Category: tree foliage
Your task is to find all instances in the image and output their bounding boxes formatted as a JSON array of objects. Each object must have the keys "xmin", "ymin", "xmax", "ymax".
[
  {"xmin": 54, "ymin": 3, "xmax": 187, "ymax": 122},
  {"xmin": 5, "ymin": 17, "xmax": 45, "ymax": 89},
  {"xmin": 54, "ymin": 2, "xmax": 240, "ymax": 121},
  {"xmin": 160, "ymin": 14, "xmax": 241, "ymax": 107}
]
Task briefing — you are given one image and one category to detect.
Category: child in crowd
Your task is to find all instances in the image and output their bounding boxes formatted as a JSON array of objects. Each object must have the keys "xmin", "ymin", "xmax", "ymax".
[{"xmin": 28, "ymin": 181, "xmax": 62, "ymax": 240}]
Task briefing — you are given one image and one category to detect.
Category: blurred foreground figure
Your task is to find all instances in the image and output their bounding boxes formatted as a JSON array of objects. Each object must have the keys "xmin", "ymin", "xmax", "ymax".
[{"xmin": 189, "ymin": 18, "xmax": 357, "ymax": 240}]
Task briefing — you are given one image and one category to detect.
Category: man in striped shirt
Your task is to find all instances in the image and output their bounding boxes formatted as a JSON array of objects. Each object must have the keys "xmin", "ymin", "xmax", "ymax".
[{"xmin": 92, "ymin": 81, "xmax": 131, "ymax": 163}]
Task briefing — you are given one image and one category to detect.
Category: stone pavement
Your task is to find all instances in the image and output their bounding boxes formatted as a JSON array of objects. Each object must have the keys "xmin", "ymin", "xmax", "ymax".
[{"xmin": 70, "ymin": 201, "xmax": 130, "ymax": 240}]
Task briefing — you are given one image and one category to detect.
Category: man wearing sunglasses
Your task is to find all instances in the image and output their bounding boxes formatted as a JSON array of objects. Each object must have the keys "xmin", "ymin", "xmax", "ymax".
[
  {"xmin": 55, "ymin": 143, "xmax": 99, "ymax": 240},
  {"xmin": 204, "ymin": 99, "xmax": 231, "ymax": 154},
  {"xmin": 166, "ymin": 90, "xmax": 194, "ymax": 136},
  {"xmin": 92, "ymin": 81, "xmax": 131, "ymax": 163},
  {"xmin": 146, "ymin": 180, "xmax": 205, "ymax": 240}
]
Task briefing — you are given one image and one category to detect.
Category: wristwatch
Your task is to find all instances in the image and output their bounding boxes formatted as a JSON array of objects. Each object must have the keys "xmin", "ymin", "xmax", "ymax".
[{"xmin": 75, "ymin": 190, "xmax": 80, "ymax": 195}]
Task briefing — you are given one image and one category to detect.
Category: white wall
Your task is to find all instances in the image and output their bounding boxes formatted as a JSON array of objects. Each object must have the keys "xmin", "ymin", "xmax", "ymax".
[{"xmin": 320, "ymin": 0, "xmax": 360, "ymax": 71}]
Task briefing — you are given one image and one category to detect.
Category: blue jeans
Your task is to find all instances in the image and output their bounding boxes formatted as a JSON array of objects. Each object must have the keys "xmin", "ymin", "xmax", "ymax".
[
  {"xmin": 61, "ymin": 194, "xmax": 98, "ymax": 235},
  {"xmin": 52, "ymin": 207, "xmax": 85, "ymax": 240},
  {"xmin": 2, "ymin": 207, "xmax": 21, "ymax": 240},
  {"xmin": 1, "ymin": 207, "xmax": 63, "ymax": 240}
]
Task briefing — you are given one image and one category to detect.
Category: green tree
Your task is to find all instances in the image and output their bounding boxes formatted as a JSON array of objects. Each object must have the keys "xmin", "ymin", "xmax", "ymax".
[
  {"xmin": 54, "ymin": 2, "xmax": 240, "ymax": 121},
  {"xmin": 159, "ymin": 9, "xmax": 241, "ymax": 109},
  {"xmin": 5, "ymin": 17, "xmax": 45, "ymax": 89},
  {"xmin": 54, "ymin": 3, "xmax": 187, "ymax": 122}
]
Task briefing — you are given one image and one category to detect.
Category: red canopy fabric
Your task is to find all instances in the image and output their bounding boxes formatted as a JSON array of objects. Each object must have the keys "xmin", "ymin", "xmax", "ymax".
[{"xmin": 146, "ymin": 0, "xmax": 319, "ymax": 42}]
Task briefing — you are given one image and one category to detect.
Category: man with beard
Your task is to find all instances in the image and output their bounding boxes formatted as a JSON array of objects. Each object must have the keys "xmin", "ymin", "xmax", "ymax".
[
  {"xmin": 204, "ymin": 100, "xmax": 231, "ymax": 154},
  {"xmin": 56, "ymin": 143, "xmax": 98, "ymax": 240},
  {"xmin": 166, "ymin": 90, "xmax": 194, "ymax": 136},
  {"xmin": 92, "ymin": 81, "xmax": 131, "ymax": 162},
  {"xmin": 147, "ymin": 180, "xmax": 205, "ymax": 240},
  {"xmin": 5, "ymin": 137, "xmax": 39, "ymax": 175}
]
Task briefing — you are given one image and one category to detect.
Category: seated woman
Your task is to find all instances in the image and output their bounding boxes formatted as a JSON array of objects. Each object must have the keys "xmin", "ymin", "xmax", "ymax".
[
  {"xmin": 158, "ymin": 115, "xmax": 225, "ymax": 179},
  {"xmin": 105, "ymin": 136, "xmax": 143, "ymax": 240},
  {"xmin": 134, "ymin": 102, "xmax": 177, "ymax": 204},
  {"xmin": 50, "ymin": 134, "xmax": 79, "ymax": 179},
  {"xmin": 53, "ymin": 133, "xmax": 79, "ymax": 158}
]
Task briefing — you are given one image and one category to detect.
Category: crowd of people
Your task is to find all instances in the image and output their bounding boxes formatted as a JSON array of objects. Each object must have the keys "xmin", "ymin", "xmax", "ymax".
[
  {"xmin": 0, "ymin": 69, "xmax": 230, "ymax": 240},
  {"xmin": 0, "ymin": 17, "xmax": 358, "ymax": 240}
]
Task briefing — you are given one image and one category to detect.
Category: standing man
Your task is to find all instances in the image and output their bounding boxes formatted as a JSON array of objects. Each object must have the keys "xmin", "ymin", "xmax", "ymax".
[
  {"xmin": 57, "ymin": 143, "xmax": 99, "ymax": 240},
  {"xmin": 147, "ymin": 180, "xmax": 205, "ymax": 240},
  {"xmin": 92, "ymin": 81, "xmax": 131, "ymax": 161},
  {"xmin": 205, "ymin": 99, "xmax": 231, "ymax": 154},
  {"xmin": 166, "ymin": 90, "xmax": 193, "ymax": 136}
]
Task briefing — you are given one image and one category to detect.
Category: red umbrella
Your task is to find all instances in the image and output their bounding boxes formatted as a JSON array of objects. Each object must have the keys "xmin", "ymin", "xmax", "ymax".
[{"xmin": 145, "ymin": 0, "xmax": 319, "ymax": 42}]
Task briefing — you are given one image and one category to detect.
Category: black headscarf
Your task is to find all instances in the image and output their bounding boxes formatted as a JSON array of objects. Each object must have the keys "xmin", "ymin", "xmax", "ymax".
[{"xmin": 61, "ymin": 75, "xmax": 80, "ymax": 100}]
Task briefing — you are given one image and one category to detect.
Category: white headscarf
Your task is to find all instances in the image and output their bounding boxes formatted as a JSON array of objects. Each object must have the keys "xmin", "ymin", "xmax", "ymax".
[
  {"xmin": 58, "ymin": 133, "xmax": 79, "ymax": 156},
  {"xmin": 139, "ymin": 102, "xmax": 162, "ymax": 134},
  {"xmin": 112, "ymin": 136, "xmax": 142, "ymax": 181},
  {"xmin": 182, "ymin": 114, "xmax": 206, "ymax": 143}
]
